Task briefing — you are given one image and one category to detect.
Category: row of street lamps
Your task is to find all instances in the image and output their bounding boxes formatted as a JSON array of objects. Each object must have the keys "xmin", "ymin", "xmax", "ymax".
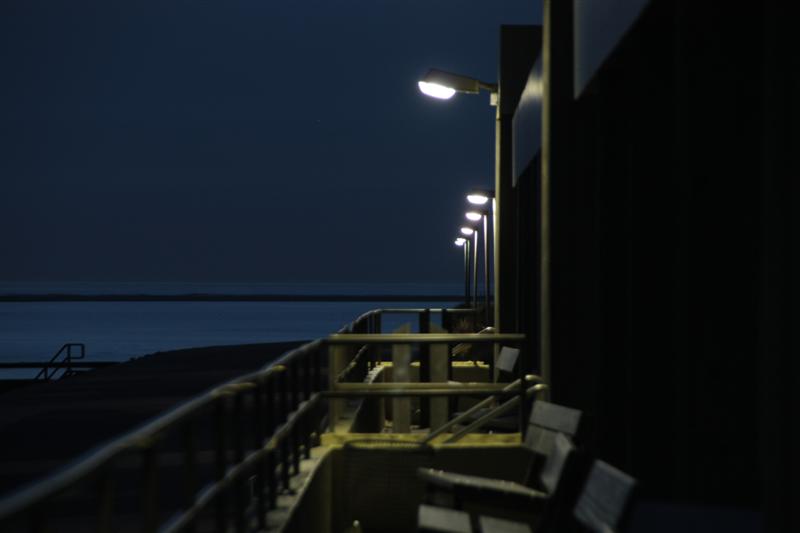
[
  {"xmin": 456, "ymin": 190, "xmax": 494, "ymax": 326},
  {"xmin": 417, "ymin": 68, "xmax": 498, "ymax": 327}
]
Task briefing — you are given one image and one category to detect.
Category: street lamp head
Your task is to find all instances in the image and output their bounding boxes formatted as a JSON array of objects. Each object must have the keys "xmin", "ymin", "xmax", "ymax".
[
  {"xmin": 460, "ymin": 226, "xmax": 476, "ymax": 236},
  {"xmin": 454, "ymin": 237, "xmax": 467, "ymax": 246},
  {"xmin": 418, "ymin": 81, "xmax": 456, "ymax": 100},
  {"xmin": 466, "ymin": 189, "xmax": 494, "ymax": 205},
  {"xmin": 465, "ymin": 209, "xmax": 488, "ymax": 222},
  {"xmin": 418, "ymin": 69, "xmax": 498, "ymax": 102}
]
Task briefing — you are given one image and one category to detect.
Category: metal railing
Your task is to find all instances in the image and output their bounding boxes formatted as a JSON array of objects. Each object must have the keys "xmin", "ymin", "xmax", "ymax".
[
  {"xmin": 36, "ymin": 343, "xmax": 86, "ymax": 380},
  {"xmin": 0, "ymin": 307, "xmax": 528, "ymax": 532},
  {"xmin": 0, "ymin": 344, "xmax": 117, "ymax": 383}
]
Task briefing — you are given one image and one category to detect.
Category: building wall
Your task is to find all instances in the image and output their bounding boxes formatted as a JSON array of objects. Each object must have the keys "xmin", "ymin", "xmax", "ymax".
[{"xmin": 511, "ymin": 0, "xmax": 799, "ymax": 528}]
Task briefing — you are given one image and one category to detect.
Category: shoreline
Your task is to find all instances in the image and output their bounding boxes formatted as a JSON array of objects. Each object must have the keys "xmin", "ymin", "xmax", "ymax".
[{"xmin": 0, "ymin": 293, "xmax": 465, "ymax": 302}]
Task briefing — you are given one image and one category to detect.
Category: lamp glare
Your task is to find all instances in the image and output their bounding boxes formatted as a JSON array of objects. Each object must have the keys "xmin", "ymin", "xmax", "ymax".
[
  {"xmin": 467, "ymin": 194, "xmax": 490, "ymax": 205},
  {"xmin": 418, "ymin": 81, "xmax": 456, "ymax": 100},
  {"xmin": 465, "ymin": 211, "xmax": 482, "ymax": 221},
  {"xmin": 455, "ymin": 238, "xmax": 466, "ymax": 246},
  {"xmin": 460, "ymin": 227, "xmax": 474, "ymax": 236}
]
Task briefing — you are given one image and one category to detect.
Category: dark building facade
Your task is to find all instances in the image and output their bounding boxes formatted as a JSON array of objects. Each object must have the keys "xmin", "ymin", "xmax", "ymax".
[{"xmin": 499, "ymin": 2, "xmax": 798, "ymax": 531}]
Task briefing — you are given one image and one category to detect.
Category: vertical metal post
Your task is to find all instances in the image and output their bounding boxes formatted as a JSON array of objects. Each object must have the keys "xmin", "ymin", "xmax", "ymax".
[
  {"xmin": 254, "ymin": 380, "xmax": 267, "ymax": 530},
  {"xmin": 233, "ymin": 392, "xmax": 246, "ymax": 533},
  {"xmin": 214, "ymin": 396, "xmax": 228, "ymax": 533},
  {"xmin": 518, "ymin": 341, "xmax": 526, "ymax": 440},
  {"xmin": 328, "ymin": 344, "xmax": 347, "ymax": 432},
  {"xmin": 182, "ymin": 420, "xmax": 197, "ymax": 533},
  {"xmin": 280, "ymin": 437, "xmax": 290, "ymax": 493},
  {"xmin": 290, "ymin": 361, "xmax": 300, "ymax": 407},
  {"xmin": 302, "ymin": 408, "xmax": 312, "ymax": 459},
  {"xmin": 291, "ymin": 423, "xmax": 301, "ymax": 475},
  {"xmin": 473, "ymin": 232, "xmax": 479, "ymax": 317},
  {"xmin": 279, "ymin": 370, "xmax": 289, "ymax": 426},
  {"xmin": 313, "ymin": 349, "xmax": 322, "ymax": 394},
  {"xmin": 464, "ymin": 241, "xmax": 471, "ymax": 306},
  {"xmin": 304, "ymin": 351, "xmax": 312, "ymax": 400},
  {"xmin": 279, "ymin": 371, "xmax": 291, "ymax": 492},
  {"xmin": 484, "ymin": 214, "xmax": 490, "ymax": 326},
  {"xmin": 267, "ymin": 449, "xmax": 278, "ymax": 510},
  {"xmin": 419, "ymin": 309, "xmax": 431, "ymax": 428}
]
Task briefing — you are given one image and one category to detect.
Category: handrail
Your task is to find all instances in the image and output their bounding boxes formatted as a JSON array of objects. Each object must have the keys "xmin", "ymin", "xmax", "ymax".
[
  {"xmin": 0, "ymin": 305, "xmax": 522, "ymax": 531},
  {"xmin": 0, "ymin": 362, "xmax": 117, "ymax": 370},
  {"xmin": 33, "ymin": 343, "xmax": 85, "ymax": 380},
  {"xmin": 0, "ymin": 362, "xmax": 289, "ymax": 517},
  {"xmin": 422, "ymin": 374, "xmax": 544, "ymax": 444},
  {"xmin": 327, "ymin": 333, "xmax": 525, "ymax": 344},
  {"xmin": 444, "ymin": 383, "xmax": 549, "ymax": 443}
]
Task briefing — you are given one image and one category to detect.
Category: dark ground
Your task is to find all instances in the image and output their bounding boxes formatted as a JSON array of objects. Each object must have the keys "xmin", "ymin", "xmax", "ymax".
[{"xmin": 0, "ymin": 341, "xmax": 304, "ymax": 497}]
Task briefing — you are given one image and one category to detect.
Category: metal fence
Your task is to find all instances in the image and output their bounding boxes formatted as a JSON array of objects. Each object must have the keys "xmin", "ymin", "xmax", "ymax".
[{"xmin": 0, "ymin": 307, "xmax": 526, "ymax": 532}]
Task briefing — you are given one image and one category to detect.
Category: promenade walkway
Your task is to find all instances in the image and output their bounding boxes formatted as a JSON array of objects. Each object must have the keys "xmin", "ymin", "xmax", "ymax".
[{"xmin": 0, "ymin": 341, "xmax": 303, "ymax": 497}]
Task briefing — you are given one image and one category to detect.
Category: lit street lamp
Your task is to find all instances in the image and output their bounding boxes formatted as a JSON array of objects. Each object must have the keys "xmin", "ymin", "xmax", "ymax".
[
  {"xmin": 417, "ymin": 69, "xmax": 498, "ymax": 104},
  {"xmin": 460, "ymin": 224, "xmax": 480, "ymax": 313},
  {"xmin": 455, "ymin": 237, "xmax": 470, "ymax": 306},
  {"xmin": 467, "ymin": 188, "xmax": 495, "ymax": 325},
  {"xmin": 418, "ymin": 67, "xmax": 499, "ymax": 327},
  {"xmin": 466, "ymin": 207, "xmax": 491, "ymax": 325}
]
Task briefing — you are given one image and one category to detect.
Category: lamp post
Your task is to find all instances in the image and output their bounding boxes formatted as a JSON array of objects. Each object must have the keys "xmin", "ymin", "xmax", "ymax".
[
  {"xmin": 417, "ymin": 69, "xmax": 498, "ymax": 104},
  {"xmin": 460, "ymin": 225, "xmax": 480, "ymax": 316},
  {"xmin": 467, "ymin": 189, "xmax": 495, "ymax": 326},
  {"xmin": 455, "ymin": 237, "xmax": 470, "ymax": 307},
  {"xmin": 418, "ymin": 69, "xmax": 500, "ymax": 328},
  {"xmin": 466, "ymin": 207, "xmax": 490, "ymax": 325}
]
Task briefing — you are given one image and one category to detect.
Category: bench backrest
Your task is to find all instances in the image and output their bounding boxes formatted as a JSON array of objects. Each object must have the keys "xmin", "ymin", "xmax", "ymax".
[
  {"xmin": 540, "ymin": 432, "xmax": 578, "ymax": 493},
  {"xmin": 524, "ymin": 400, "xmax": 583, "ymax": 456},
  {"xmin": 572, "ymin": 460, "xmax": 637, "ymax": 532},
  {"xmin": 495, "ymin": 346, "xmax": 520, "ymax": 381}
]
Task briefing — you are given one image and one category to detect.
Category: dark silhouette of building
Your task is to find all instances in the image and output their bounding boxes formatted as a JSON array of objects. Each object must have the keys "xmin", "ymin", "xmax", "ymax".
[{"xmin": 497, "ymin": 2, "xmax": 798, "ymax": 531}]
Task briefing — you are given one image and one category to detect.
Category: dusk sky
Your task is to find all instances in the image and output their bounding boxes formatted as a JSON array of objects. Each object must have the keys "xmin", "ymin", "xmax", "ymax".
[{"xmin": 0, "ymin": 1, "xmax": 541, "ymax": 284}]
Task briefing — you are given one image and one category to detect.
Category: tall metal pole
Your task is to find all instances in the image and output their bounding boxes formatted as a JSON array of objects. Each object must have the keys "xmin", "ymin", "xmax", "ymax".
[
  {"xmin": 463, "ymin": 241, "xmax": 471, "ymax": 306},
  {"xmin": 472, "ymin": 231, "xmax": 479, "ymax": 316},
  {"xmin": 483, "ymin": 214, "xmax": 490, "ymax": 325}
]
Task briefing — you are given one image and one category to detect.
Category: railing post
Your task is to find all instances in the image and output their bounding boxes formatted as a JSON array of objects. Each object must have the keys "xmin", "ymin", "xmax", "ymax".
[
  {"xmin": 267, "ymin": 449, "xmax": 278, "ymax": 510},
  {"xmin": 214, "ymin": 395, "xmax": 228, "ymax": 533},
  {"xmin": 291, "ymin": 422, "xmax": 301, "ymax": 475},
  {"xmin": 290, "ymin": 361, "xmax": 300, "ymax": 406},
  {"xmin": 280, "ymin": 437, "xmax": 290, "ymax": 494},
  {"xmin": 182, "ymin": 420, "xmax": 197, "ymax": 533},
  {"xmin": 392, "ymin": 324, "xmax": 412, "ymax": 433},
  {"xmin": 303, "ymin": 351, "xmax": 312, "ymax": 401},
  {"xmin": 518, "ymin": 341, "xmax": 526, "ymax": 439},
  {"xmin": 328, "ymin": 343, "xmax": 348, "ymax": 432},
  {"xmin": 419, "ymin": 309, "xmax": 431, "ymax": 428},
  {"xmin": 233, "ymin": 391, "xmax": 246, "ymax": 533},
  {"xmin": 254, "ymin": 378, "xmax": 267, "ymax": 530},
  {"xmin": 278, "ymin": 371, "xmax": 292, "ymax": 492}
]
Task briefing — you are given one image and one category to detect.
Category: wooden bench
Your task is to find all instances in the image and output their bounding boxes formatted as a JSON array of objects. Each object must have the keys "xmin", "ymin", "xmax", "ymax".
[
  {"xmin": 474, "ymin": 458, "xmax": 638, "ymax": 533},
  {"xmin": 419, "ymin": 400, "xmax": 585, "ymax": 529}
]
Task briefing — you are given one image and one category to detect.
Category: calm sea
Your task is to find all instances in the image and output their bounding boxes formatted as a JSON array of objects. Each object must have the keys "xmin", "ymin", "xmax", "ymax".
[{"xmin": 0, "ymin": 282, "xmax": 462, "ymax": 376}]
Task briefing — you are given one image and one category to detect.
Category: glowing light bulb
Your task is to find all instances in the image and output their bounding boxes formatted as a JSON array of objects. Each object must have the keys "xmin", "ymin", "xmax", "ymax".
[
  {"xmin": 455, "ymin": 238, "xmax": 466, "ymax": 246},
  {"xmin": 465, "ymin": 211, "xmax": 482, "ymax": 221},
  {"xmin": 460, "ymin": 227, "xmax": 475, "ymax": 236},
  {"xmin": 418, "ymin": 81, "xmax": 456, "ymax": 100},
  {"xmin": 467, "ymin": 194, "xmax": 490, "ymax": 205}
]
